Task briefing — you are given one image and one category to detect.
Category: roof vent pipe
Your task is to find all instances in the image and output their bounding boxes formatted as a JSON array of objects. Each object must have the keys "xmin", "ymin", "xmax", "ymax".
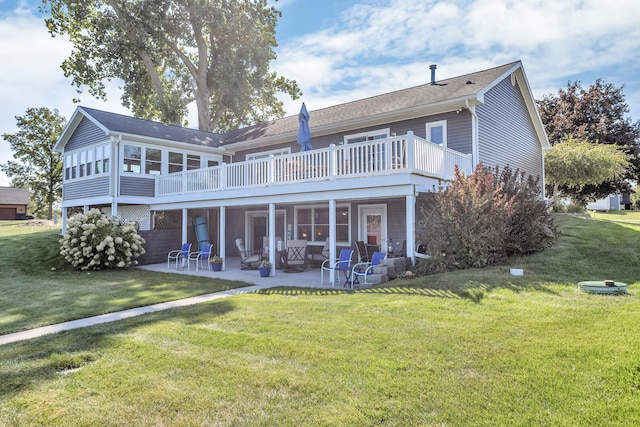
[{"xmin": 429, "ymin": 64, "xmax": 437, "ymax": 85}]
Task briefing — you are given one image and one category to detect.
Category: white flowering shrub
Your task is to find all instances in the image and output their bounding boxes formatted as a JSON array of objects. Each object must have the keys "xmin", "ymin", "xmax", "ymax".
[{"xmin": 60, "ymin": 209, "xmax": 146, "ymax": 271}]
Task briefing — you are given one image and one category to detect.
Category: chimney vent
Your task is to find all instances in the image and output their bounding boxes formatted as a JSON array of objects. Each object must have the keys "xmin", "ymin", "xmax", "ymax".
[{"xmin": 429, "ymin": 64, "xmax": 437, "ymax": 85}]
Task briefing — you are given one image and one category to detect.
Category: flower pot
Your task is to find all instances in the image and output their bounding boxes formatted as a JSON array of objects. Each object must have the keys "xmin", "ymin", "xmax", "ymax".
[
  {"xmin": 210, "ymin": 262, "xmax": 222, "ymax": 272},
  {"xmin": 258, "ymin": 266, "xmax": 271, "ymax": 277}
]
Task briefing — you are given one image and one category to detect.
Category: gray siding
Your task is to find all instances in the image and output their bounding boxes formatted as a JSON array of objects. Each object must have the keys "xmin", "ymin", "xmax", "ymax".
[
  {"xmin": 476, "ymin": 77, "xmax": 543, "ymax": 178},
  {"xmin": 235, "ymin": 112, "xmax": 473, "ymax": 161},
  {"xmin": 65, "ymin": 117, "xmax": 108, "ymax": 152},
  {"xmin": 63, "ymin": 176, "xmax": 110, "ymax": 200},
  {"xmin": 120, "ymin": 175, "xmax": 155, "ymax": 197}
]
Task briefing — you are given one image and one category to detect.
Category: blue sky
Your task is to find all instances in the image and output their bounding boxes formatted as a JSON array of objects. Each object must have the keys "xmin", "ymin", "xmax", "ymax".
[{"xmin": 1, "ymin": 0, "xmax": 639, "ymax": 186}]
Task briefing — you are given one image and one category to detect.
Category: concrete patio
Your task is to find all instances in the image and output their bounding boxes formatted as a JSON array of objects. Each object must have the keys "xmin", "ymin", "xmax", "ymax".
[{"xmin": 138, "ymin": 256, "xmax": 353, "ymax": 289}]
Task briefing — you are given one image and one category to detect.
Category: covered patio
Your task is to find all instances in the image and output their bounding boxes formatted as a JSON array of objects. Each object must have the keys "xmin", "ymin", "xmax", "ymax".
[{"xmin": 137, "ymin": 256, "xmax": 353, "ymax": 289}]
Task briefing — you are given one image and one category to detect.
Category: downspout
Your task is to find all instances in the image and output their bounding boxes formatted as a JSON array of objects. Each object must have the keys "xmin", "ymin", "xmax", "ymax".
[{"xmin": 465, "ymin": 100, "xmax": 479, "ymax": 166}]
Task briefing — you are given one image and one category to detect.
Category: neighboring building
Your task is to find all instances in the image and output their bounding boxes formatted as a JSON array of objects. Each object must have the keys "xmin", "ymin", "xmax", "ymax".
[
  {"xmin": 53, "ymin": 60, "xmax": 550, "ymax": 270},
  {"xmin": 0, "ymin": 187, "xmax": 29, "ymax": 220},
  {"xmin": 586, "ymin": 193, "xmax": 631, "ymax": 211}
]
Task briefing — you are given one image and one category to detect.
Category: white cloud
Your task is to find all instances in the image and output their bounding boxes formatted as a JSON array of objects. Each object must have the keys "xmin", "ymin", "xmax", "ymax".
[{"xmin": 275, "ymin": 0, "xmax": 640, "ymax": 123}]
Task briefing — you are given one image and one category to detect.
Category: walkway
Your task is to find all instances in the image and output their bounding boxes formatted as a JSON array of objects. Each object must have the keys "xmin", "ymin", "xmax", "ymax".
[{"xmin": 0, "ymin": 258, "xmax": 347, "ymax": 346}]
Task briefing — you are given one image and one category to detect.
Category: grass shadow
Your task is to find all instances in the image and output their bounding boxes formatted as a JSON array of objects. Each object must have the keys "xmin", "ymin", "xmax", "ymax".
[{"xmin": 0, "ymin": 298, "xmax": 236, "ymax": 400}]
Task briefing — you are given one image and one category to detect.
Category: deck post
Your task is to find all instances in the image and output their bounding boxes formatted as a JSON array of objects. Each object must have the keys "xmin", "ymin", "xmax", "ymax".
[
  {"xmin": 406, "ymin": 192, "xmax": 416, "ymax": 265},
  {"xmin": 329, "ymin": 199, "xmax": 337, "ymax": 284},
  {"xmin": 269, "ymin": 203, "xmax": 276, "ymax": 276},
  {"xmin": 406, "ymin": 131, "xmax": 415, "ymax": 173},
  {"xmin": 219, "ymin": 206, "xmax": 226, "ymax": 270}
]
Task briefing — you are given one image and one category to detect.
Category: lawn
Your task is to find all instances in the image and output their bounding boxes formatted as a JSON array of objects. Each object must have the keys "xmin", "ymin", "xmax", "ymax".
[
  {"xmin": 0, "ymin": 221, "xmax": 247, "ymax": 335},
  {"xmin": 0, "ymin": 216, "xmax": 639, "ymax": 425}
]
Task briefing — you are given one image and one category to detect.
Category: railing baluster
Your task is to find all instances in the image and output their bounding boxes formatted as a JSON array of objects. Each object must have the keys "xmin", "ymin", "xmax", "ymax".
[{"xmin": 155, "ymin": 133, "xmax": 473, "ymax": 195}]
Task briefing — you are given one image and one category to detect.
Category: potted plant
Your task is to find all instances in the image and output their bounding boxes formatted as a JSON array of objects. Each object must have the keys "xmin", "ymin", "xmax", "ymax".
[
  {"xmin": 209, "ymin": 255, "xmax": 223, "ymax": 271},
  {"xmin": 258, "ymin": 260, "xmax": 272, "ymax": 277}
]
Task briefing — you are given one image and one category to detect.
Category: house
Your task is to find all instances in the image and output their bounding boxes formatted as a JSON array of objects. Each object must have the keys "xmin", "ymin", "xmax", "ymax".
[
  {"xmin": 0, "ymin": 187, "xmax": 29, "ymax": 220},
  {"xmin": 53, "ymin": 60, "xmax": 550, "ymax": 275}
]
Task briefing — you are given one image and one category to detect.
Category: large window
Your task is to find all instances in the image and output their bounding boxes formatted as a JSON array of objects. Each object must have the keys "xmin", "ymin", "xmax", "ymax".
[
  {"xmin": 295, "ymin": 205, "xmax": 350, "ymax": 244},
  {"xmin": 64, "ymin": 143, "xmax": 110, "ymax": 181},
  {"xmin": 426, "ymin": 120, "xmax": 447, "ymax": 147}
]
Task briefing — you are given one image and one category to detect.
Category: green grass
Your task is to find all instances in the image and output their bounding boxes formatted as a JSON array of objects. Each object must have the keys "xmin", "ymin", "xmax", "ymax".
[
  {"xmin": 0, "ymin": 222, "xmax": 247, "ymax": 335},
  {"xmin": 0, "ymin": 216, "xmax": 639, "ymax": 425}
]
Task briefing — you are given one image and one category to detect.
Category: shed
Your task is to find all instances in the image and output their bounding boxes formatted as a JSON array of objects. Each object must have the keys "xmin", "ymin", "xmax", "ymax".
[{"xmin": 0, "ymin": 187, "xmax": 29, "ymax": 220}]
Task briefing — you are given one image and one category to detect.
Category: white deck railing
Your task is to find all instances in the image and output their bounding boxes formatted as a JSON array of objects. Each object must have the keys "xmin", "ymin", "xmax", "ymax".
[{"xmin": 155, "ymin": 131, "xmax": 472, "ymax": 196}]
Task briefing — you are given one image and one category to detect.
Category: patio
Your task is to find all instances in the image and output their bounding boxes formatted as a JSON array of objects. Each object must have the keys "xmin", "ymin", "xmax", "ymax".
[{"xmin": 137, "ymin": 256, "xmax": 353, "ymax": 289}]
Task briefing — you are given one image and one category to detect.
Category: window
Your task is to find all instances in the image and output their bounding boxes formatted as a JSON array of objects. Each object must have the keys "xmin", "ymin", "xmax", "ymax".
[
  {"xmin": 187, "ymin": 153, "xmax": 200, "ymax": 170},
  {"xmin": 95, "ymin": 144, "xmax": 110, "ymax": 174},
  {"xmin": 295, "ymin": 205, "xmax": 350, "ymax": 244},
  {"xmin": 86, "ymin": 149, "xmax": 93, "ymax": 177},
  {"xmin": 246, "ymin": 147, "xmax": 291, "ymax": 161},
  {"xmin": 71, "ymin": 154, "xmax": 77, "ymax": 179},
  {"xmin": 168, "ymin": 152, "xmax": 183, "ymax": 173},
  {"xmin": 123, "ymin": 144, "xmax": 142, "ymax": 173},
  {"xmin": 426, "ymin": 120, "xmax": 447, "ymax": 147},
  {"xmin": 145, "ymin": 147, "xmax": 161, "ymax": 175},
  {"xmin": 344, "ymin": 129, "xmax": 389, "ymax": 144}
]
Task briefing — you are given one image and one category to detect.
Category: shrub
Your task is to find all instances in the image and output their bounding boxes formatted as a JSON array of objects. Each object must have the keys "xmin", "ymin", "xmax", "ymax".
[
  {"xmin": 416, "ymin": 163, "xmax": 555, "ymax": 273},
  {"xmin": 60, "ymin": 209, "xmax": 146, "ymax": 271}
]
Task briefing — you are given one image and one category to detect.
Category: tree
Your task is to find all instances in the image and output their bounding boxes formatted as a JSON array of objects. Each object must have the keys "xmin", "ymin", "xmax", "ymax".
[
  {"xmin": 0, "ymin": 108, "xmax": 65, "ymax": 220},
  {"xmin": 544, "ymin": 136, "xmax": 630, "ymax": 206},
  {"xmin": 42, "ymin": 0, "xmax": 301, "ymax": 132},
  {"xmin": 536, "ymin": 79, "xmax": 640, "ymax": 201}
]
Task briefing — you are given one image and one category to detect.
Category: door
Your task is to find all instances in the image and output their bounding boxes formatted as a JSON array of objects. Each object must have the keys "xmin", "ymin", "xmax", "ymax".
[
  {"xmin": 358, "ymin": 204, "xmax": 387, "ymax": 247},
  {"xmin": 246, "ymin": 210, "xmax": 286, "ymax": 252}
]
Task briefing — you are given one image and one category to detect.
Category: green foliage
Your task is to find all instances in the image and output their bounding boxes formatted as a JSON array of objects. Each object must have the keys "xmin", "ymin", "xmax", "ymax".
[
  {"xmin": 60, "ymin": 209, "xmax": 146, "ymax": 270},
  {"xmin": 416, "ymin": 164, "xmax": 554, "ymax": 274},
  {"xmin": 537, "ymin": 79, "xmax": 640, "ymax": 200},
  {"xmin": 42, "ymin": 0, "xmax": 301, "ymax": 131},
  {"xmin": 0, "ymin": 107, "xmax": 65, "ymax": 219},
  {"xmin": 545, "ymin": 136, "xmax": 630, "ymax": 205}
]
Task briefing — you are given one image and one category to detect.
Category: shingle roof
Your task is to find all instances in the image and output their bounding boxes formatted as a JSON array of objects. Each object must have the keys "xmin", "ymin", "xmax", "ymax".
[
  {"xmin": 219, "ymin": 61, "xmax": 520, "ymax": 144},
  {"xmin": 80, "ymin": 107, "xmax": 222, "ymax": 147},
  {"xmin": 0, "ymin": 187, "xmax": 29, "ymax": 205},
  {"xmin": 76, "ymin": 61, "xmax": 519, "ymax": 147}
]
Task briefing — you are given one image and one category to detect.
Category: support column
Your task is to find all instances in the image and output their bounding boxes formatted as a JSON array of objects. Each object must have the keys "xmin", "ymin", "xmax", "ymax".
[
  {"xmin": 269, "ymin": 203, "xmax": 276, "ymax": 276},
  {"xmin": 61, "ymin": 207, "xmax": 68, "ymax": 235},
  {"xmin": 406, "ymin": 192, "xmax": 416, "ymax": 265},
  {"xmin": 182, "ymin": 208, "xmax": 188, "ymax": 244},
  {"xmin": 329, "ymin": 199, "xmax": 337, "ymax": 284},
  {"xmin": 219, "ymin": 206, "xmax": 226, "ymax": 270}
]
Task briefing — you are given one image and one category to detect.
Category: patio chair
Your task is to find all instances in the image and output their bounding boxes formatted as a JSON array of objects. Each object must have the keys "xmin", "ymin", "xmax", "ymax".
[
  {"xmin": 321, "ymin": 248, "xmax": 354, "ymax": 287},
  {"xmin": 188, "ymin": 242, "xmax": 213, "ymax": 271},
  {"xmin": 235, "ymin": 238, "xmax": 262, "ymax": 270},
  {"xmin": 167, "ymin": 243, "xmax": 192, "ymax": 270},
  {"xmin": 350, "ymin": 251, "xmax": 386, "ymax": 289},
  {"xmin": 284, "ymin": 239, "xmax": 307, "ymax": 272},
  {"xmin": 365, "ymin": 244, "xmax": 380, "ymax": 262},
  {"xmin": 355, "ymin": 240, "xmax": 368, "ymax": 262},
  {"xmin": 308, "ymin": 237, "xmax": 330, "ymax": 267}
]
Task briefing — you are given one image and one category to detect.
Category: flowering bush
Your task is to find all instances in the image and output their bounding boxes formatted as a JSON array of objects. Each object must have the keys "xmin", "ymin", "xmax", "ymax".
[
  {"xmin": 258, "ymin": 260, "xmax": 272, "ymax": 268},
  {"xmin": 60, "ymin": 209, "xmax": 146, "ymax": 270}
]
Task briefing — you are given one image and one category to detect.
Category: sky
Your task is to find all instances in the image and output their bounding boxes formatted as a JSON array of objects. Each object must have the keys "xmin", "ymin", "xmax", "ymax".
[{"xmin": 0, "ymin": 0, "xmax": 639, "ymax": 186}]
